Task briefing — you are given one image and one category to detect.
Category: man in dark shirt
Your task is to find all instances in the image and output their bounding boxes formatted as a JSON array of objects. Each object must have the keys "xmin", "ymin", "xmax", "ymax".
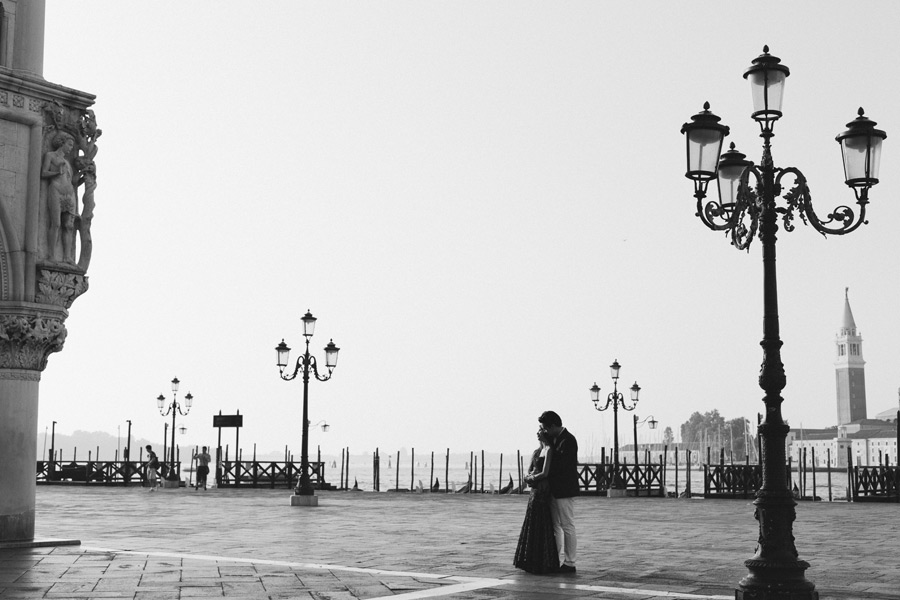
[{"xmin": 539, "ymin": 410, "xmax": 578, "ymax": 573}]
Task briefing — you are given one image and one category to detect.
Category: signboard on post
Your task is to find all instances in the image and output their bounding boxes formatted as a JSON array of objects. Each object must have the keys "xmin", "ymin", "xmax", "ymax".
[{"xmin": 213, "ymin": 414, "xmax": 243, "ymax": 428}]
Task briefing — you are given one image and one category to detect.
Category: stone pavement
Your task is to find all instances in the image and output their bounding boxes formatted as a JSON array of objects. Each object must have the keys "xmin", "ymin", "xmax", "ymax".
[{"xmin": 0, "ymin": 486, "xmax": 897, "ymax": 599}]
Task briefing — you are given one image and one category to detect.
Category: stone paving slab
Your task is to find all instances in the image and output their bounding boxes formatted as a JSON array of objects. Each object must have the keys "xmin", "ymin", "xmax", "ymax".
[{"xmin": 0, "ymin": 486, "xmax": 895, "ymax": 598}]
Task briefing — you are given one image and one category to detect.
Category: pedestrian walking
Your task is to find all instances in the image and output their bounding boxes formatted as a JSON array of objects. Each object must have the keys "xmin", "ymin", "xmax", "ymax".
[
  {"xmin": 193, "ymin": 446, "xmax": 211, "ymax": 490},
  {"xmin": 538, "ymin": 410, "xmax": 579, "ymax": 573},
  {"xmin": 145, "ymin": 445, "xmax": 160, "ymax": 492}
]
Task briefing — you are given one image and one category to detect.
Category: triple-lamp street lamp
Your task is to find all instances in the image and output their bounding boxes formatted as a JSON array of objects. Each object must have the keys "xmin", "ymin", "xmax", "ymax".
[
  {"xmin": 590, "ymin": 359, "xmax": 640, "ymax": 498},
  {"xmin": 276, "ymin": 310, "xmax": 340, "ymax": 507},
  {"xmin": 681, "ymin": 46, "xmax": 886, "ymax": 600},
  {"xmin": 157, "ymin": 377, "xmax": 193, "ymax": 487}
]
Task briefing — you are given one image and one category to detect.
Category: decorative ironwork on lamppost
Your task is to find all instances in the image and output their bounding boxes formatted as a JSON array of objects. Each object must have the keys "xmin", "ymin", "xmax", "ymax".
[
  {"xmin": 681, "ymin": 46, "xmax": 886, "ymax": 600},
  {"xmin": 590, "ymin": 359, "xmax": 640, "ymax": 493},
  {"xmin": 275, "ymin": 310, "xmax": 340, "ymax": 506},
  {"xmin": 157, "ymin": 377, "xmax": 193, "ymax": 484}
]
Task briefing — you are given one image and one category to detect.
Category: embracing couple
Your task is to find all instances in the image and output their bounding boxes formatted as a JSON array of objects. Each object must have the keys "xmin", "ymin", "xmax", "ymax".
[{"xmin": 513, "ymin": 410, "xmax": 578, "ymax": 575}]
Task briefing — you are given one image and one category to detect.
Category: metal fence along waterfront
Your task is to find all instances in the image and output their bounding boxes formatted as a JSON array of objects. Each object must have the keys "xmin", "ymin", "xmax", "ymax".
[{"xmin": 37, "ymin": 454, "xmax": 899, "ymax": 502}]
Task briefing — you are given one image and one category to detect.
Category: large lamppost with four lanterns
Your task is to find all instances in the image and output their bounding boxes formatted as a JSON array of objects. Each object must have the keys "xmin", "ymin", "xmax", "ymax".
[{"xmin": 681, "ymin": 46, "xmax": 886, "ymax": 600}]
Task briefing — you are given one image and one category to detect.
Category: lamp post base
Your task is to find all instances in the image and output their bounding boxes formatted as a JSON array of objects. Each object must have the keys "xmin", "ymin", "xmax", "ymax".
[
  {"xmin": 606, "ymin": 488, "xmax": 628, "ymax": 498},
  {"xmin": 290, "ymin": 494, "xmax": 319, "ymax": 507},
  {"xmin": 162, "ymin": 479, "xmax": 181, "ymax": 489}
]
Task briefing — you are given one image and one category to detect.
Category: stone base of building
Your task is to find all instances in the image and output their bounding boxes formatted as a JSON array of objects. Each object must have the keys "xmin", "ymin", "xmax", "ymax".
[{"xmin": 290, "ymin": 494, "xmax": 319, "ymax": 507}]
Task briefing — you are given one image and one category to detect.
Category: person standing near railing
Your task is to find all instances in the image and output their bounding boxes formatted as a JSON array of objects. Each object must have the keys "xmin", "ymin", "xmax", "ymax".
[
  {"xmin": 145, "ymin": 445, "xmax": 160, "ymax": 492},
  {"xmin": 193, "ymin": 447, "xmax": 211, "ymax": 490}
]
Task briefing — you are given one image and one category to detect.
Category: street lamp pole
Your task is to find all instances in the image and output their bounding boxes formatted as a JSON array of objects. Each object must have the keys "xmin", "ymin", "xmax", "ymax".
[
  {"xmin": 49, "ymin": 420, "xmax": 57, "ymax": 476},
  {"xmin": 590, "ymin": 359, "xmax": 641, "ymax": 495},
  {"xmin": 681, "ymin": 47, "xmax": 886, "ymax": 600},
  {"xmin": 276, "ymin": 310, "xmax": 340, "ymax": 507},
  {"xmin": 157, "ymin": 377, "xmax": 193, "ymax": 485}
]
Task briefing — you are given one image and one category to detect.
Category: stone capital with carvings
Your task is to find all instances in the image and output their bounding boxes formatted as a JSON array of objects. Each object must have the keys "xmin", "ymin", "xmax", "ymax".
[{"xmin": 0, "ymin": 303, "xmax": 68, "ymax": 372}]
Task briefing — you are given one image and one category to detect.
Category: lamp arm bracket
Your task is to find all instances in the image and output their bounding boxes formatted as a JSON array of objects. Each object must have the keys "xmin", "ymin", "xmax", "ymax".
[
  {"xmin": 776, "ymin": 167, "xmax": 868, "ymax": 236},
  {"xmin": 593, "ymin": 398, "xmax": 614, "ymax": 412},
  {"xmin": 727, "ymin": 166, "xmax": 762, "ymax": 251},
  {"xmin": 308, "ymin": 355, "xmax": 334, "ymax": 382},
  {"xmin": 699, "ymin": 196, "xmax": 736, "ymax": 232}
]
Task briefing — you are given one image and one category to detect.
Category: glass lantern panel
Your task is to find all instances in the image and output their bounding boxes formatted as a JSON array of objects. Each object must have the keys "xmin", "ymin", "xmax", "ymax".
[
  {"xmin": 687, "ymin": 129, "xmax": 724, "ymax": 178},
  {"xmin": 276, "ymin": 342, "xmax": 290, "ymax": 368},
  {"xmin": 717, "ymin": 164, "xmax": 745, "ymax": 207},
  {"xmin": 841, "ymin": 136, "xmax": 871, "ymax": 185},
  {"xmin": 302, "ymin": 313, "xmax": 317, "ymax": 337},
  {"xmin": 749, "ymin": 69, "xmax": 786, "ymax": 117},
  {"xmin": 630, "ymin": 383, "xmax": 640, "ymax": 401},
  {"xmin": 868, "ymin": 137, "xmax": 883, "ymax": 181},
  {"xmin": 325, "ymin": 342, "xmax": 339, "ymax": 369}
]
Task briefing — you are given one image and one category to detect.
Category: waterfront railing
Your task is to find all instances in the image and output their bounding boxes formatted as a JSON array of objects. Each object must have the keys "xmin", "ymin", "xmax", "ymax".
[
  {"xmin": 37, "ymin": 460, "xmax": 170, "ymax": 485},
  {"xmin": 215, "ymin": 460, "xmax": 332, "ymax": 489}
]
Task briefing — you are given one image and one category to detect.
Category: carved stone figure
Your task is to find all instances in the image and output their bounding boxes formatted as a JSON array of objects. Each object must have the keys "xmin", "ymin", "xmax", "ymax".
[{"xmin": 40, "ymin": 133, "xmax": 78, "ymax": 263}]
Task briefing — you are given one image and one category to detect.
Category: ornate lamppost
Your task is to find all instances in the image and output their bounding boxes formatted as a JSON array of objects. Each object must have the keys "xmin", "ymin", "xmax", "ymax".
[
  {"xmin": 590, "ymin": 359, "xmax": 641, "ymax": 497},
  {"xmin": 276, "ymin": 310, "xmax": 340, "ymax": 507},
  {"xmin": 681, "ymin": 46, "xmax": 886, "ymax": 600},
  {"xmin": 157, "ymin": 377, "xmax": 193, "ymax": 488}
]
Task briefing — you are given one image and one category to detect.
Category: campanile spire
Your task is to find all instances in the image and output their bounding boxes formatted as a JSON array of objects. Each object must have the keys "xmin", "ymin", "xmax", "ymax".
[{"xmin": 835, "ymin": 288, "xmax": 867, "ymax": 425}]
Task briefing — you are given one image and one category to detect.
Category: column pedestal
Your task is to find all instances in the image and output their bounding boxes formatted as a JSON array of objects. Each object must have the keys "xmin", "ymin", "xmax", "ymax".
[{"xmin": 290, "ymin": 494, "xmax": 319, "ymax": 506}]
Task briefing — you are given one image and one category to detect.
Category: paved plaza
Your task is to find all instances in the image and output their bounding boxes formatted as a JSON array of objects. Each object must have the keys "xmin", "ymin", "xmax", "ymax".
[{"xmin": 0, "ymin": 486, "xmax": 897, "ymax": 599}]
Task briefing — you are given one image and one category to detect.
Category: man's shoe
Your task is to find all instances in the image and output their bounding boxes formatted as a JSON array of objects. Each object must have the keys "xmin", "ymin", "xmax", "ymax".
[{"xmin": 558, "ymin": 564, "xmax": 576, "ymax": 574}]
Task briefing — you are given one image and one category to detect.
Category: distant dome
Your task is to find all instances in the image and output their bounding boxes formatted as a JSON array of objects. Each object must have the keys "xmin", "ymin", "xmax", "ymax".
[{"xmin": 873, "ymin": 407, "xmax": 898, "ymax": 421}]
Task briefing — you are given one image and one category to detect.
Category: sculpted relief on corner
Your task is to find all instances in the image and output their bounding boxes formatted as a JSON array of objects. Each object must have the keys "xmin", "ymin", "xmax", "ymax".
[{"xmin": 39, "ymin": 101, "xmax": 100, "ymax": 274}]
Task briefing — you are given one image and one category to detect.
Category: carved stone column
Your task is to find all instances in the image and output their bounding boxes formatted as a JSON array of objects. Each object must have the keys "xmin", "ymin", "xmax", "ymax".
[
  {"xmin": 0, "ymin": 0, "xmax": 97, "ymax": 544},
  {"xmin": 0, "ymin": 303, "xmax": 67, "ymax": 541}
]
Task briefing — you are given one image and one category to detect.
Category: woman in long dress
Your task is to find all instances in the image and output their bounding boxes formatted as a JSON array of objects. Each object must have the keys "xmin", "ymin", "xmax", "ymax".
[{"xmin": 513, "ymin": 430, "xmax": 559, "ymax": 574}]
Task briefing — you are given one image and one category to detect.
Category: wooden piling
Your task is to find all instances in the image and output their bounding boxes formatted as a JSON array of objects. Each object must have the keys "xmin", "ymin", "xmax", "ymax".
[
  {"xmin": 481, "ymin": 450, "xmax": 485, "ymax": 493},
  {"xmin": 674, "ymin": 445, "xmax": 679, "ymax": 497},
  {"xmin": 811, "ymin": 447, "xmax": 817, "ymax": 501},
  {"xmin": 685, "ymin": 449, "xmax": 691, "ymax": 497},
  {"xmin": 516, "ymin": 450, "xmax": 522, "ymax": 492}
]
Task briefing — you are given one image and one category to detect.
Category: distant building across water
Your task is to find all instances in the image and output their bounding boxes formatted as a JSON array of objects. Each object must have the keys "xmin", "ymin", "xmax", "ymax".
[{"xmin": 787, "ymin": 289, "xmax": 899, "ymax": 467}]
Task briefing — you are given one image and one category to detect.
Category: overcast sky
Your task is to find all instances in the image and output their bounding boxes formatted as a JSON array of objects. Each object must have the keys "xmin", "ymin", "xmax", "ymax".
[{"xmin": 37, "ymin": 1, "xmax": 900, "ymax": 460}]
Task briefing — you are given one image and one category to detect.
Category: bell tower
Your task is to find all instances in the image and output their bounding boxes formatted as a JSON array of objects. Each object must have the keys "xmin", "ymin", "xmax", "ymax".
[{"xmin": 835, "ymin": 288, "xmax": 867, "ymax": 425}]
